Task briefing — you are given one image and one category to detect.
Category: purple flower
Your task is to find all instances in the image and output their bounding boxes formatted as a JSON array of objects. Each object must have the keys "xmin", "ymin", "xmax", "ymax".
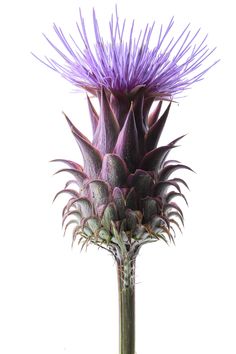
[{"xmin": 40, "ymin": 7, "xmax": 217, "ymax": 100}]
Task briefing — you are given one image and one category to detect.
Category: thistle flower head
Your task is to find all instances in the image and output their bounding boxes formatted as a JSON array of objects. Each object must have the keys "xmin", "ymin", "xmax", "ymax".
[
  {"xmin": 42, "ymin": 7, "xmax": 217, "ymax": 100},
  {"xmin": 46, "ymin": 8, "xmax": 217, "ymax": 259}
]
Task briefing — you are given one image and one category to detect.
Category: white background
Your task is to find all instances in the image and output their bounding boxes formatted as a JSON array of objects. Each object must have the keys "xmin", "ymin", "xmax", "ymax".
[{"xmin": 0, "ymin": 0, "xmax": 235, "ymax": 353}]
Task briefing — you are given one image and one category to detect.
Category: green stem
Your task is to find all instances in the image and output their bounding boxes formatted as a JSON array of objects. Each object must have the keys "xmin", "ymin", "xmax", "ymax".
[{"xmin": 117, "ymin": 256, "xmax": 135, "ymax": 354}]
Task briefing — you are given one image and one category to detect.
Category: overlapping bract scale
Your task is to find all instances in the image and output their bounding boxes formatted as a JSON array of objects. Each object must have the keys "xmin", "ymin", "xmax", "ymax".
[{"xmin": 53, "ymin": 89, "xmax": 191, "ymax": 255}]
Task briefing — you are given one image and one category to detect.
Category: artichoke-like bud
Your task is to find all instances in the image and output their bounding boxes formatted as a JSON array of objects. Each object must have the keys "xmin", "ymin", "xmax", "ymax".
[
  {"xmin": 54, "ymin": 88, "xmax": 192, "ymax": 259},
  {"xmin": 44, "ymin": 8, "xmax": 217, "ymax": 260}
]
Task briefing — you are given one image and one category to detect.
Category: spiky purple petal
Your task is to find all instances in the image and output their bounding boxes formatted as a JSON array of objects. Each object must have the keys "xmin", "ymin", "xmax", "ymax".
[{"xmin": 40, "ymin": 7, "xmax": 218, "ymax": 99}]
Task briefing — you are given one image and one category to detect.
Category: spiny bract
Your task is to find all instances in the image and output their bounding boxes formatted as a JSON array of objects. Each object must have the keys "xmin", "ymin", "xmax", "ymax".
[{"xmin": 53, "ymin": 88, "xmax": 191, "ymax": 258}]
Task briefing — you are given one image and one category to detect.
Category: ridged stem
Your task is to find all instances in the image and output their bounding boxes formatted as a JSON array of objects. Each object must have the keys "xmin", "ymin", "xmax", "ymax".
[{"xmin": 117, "ymin": 256, "xmax": 136, "ymax": 354}]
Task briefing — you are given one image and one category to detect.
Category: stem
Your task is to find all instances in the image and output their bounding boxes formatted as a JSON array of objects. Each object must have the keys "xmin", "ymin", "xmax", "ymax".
[{"xmin": 117, "ymin": 256, "xmax": 136, "ymax": 354}]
